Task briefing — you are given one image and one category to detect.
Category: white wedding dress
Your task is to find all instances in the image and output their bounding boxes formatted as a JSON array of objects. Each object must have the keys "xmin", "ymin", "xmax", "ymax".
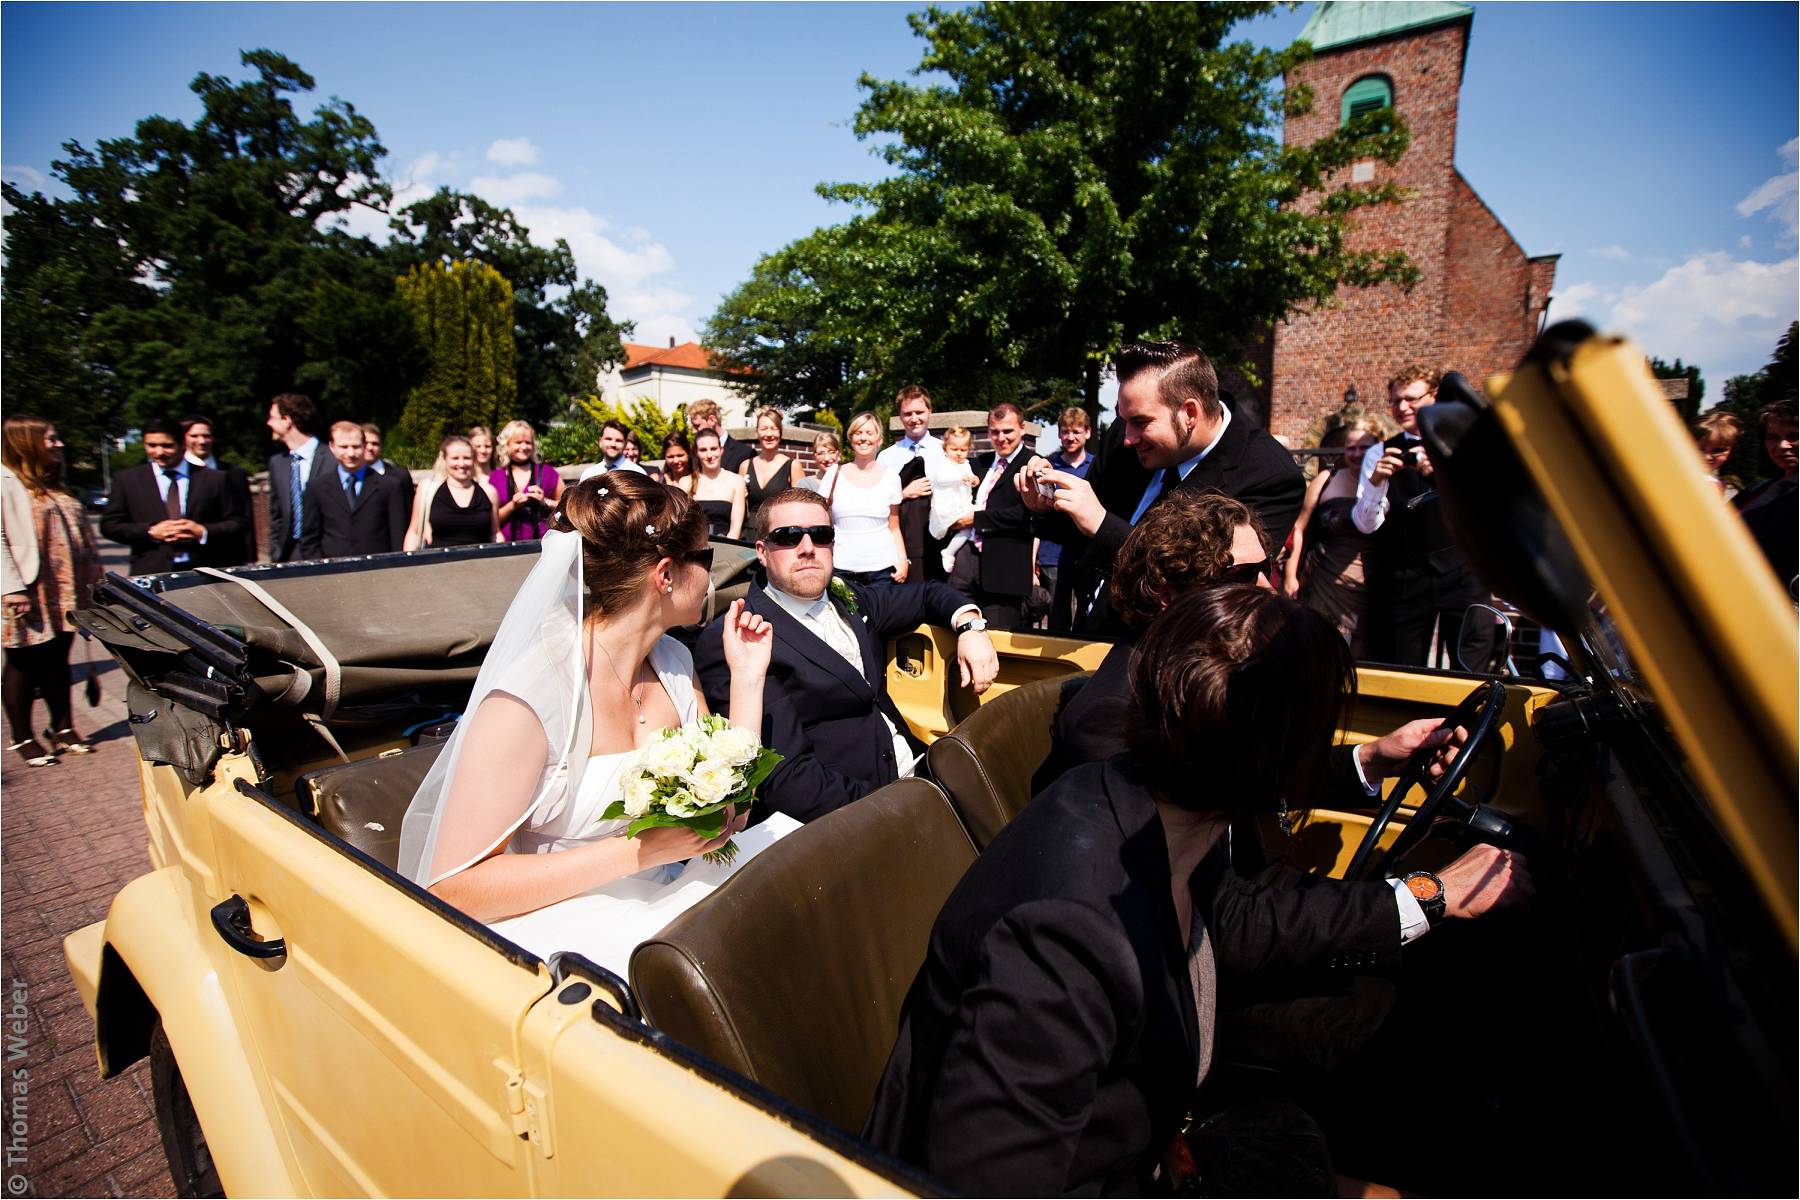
[
  {"xmin": 397, "ymin": 529, "xmax": 799, "ymax": 978},
  {"xmin": 490, "ymin": 637, "xmax": 800, "ymax": 972}
]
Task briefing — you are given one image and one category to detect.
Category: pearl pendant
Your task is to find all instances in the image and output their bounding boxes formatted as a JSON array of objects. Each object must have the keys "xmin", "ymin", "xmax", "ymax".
[{"xmin": 637, "ymin": 713, "xmax": 647, "ymax": 724}]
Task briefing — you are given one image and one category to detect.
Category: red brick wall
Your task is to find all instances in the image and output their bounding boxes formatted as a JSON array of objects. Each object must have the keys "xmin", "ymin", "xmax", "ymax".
[{"xmin": 1262, "ymin": 18, "xmax": 1552, "ymax": 441}]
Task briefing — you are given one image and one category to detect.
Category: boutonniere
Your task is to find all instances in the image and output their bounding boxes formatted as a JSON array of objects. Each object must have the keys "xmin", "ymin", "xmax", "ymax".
[{"xmin": 827, "ymin": 576, "xmax": 859, "ymax": 615}]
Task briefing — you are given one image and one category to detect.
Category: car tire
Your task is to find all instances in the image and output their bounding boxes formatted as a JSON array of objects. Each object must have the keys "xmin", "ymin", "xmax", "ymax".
[{"xmin": 149, "ymin": 1019, "xmax": 224, "ymax": 1199}]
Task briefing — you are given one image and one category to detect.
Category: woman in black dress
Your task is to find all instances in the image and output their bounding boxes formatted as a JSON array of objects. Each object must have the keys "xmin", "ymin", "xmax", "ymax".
[
  {"xmin": 738, "ymin": 406, "xmax": 794, "ymax": 513},
  {"xmin": 687, "ymin": 428, "xmax": 746, "ymax": 540},
  {"xmin": 405, "ymin": 435, "xmax": 499, "ymax": 549}
]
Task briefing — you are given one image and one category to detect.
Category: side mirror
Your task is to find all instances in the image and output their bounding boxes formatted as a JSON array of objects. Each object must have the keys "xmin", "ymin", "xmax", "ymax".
[{"xmin": 1456, "ymin": 603, "xmax": 1515, "ymax": 675}]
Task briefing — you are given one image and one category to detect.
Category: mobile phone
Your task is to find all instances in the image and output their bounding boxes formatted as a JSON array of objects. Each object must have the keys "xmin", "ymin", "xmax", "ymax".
[{"xmin": 1035, "ymin": 478, "xmax": 1058, "ymax": 500}]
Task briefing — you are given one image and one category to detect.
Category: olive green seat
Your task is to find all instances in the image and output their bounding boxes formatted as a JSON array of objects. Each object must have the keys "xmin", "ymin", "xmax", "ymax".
[
  {"xmin": 924, "ymin": 673, "xmax": 1087, "ymax": 851},
  {"xmin": 297, "ymin": 740, "xmax": 445, "ymax": 870},
  {"xmin": 630, "ymin": 778, "xmax": 976, "ymax": 1135}
]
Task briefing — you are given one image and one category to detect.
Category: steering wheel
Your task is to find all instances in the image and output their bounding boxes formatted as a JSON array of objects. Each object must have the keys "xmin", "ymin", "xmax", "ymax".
[{"xmin": 1344, "ymin": 680, "xmax": 1508, "ymax": 882}]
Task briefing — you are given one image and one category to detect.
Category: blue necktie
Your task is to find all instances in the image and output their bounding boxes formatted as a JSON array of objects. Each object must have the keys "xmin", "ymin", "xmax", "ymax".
[{"xmin": 289, "ymin": 452, "xmax": 305, "ymax": 539}]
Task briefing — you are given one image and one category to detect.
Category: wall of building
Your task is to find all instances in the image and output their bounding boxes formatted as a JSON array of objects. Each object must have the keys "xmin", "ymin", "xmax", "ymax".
[
  {"xmin": 598, "ymin": 364, "xmax": 753, "ymax": 425},
  {"xmin": 1444, "ymin": 171, "xmax": 1555, "ymax": 394}
]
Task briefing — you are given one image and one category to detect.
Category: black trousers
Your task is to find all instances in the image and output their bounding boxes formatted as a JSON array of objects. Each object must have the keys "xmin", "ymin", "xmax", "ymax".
[
  {"xmin": 1364, "ymin": 565, "xmax": 1493, "ymax": 668},
  {"xmin": 947, "ymin": 543, "xmax": 1025, "ymax": 630},
  {"xmin": 3, "ymin": 633, "xmax": 74, "ymax": 739}
]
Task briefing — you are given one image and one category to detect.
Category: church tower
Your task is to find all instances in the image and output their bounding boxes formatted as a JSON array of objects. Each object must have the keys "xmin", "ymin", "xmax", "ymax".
[{"xmin": 1263, "ymin": 1, "xmax": 1557, "ymax": 441}]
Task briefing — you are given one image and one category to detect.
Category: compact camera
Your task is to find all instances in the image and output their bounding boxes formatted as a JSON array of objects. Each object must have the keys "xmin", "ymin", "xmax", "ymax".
[{"xmin": 1035, "ymin": 478, "xmax": 1059, "ymax": 501}]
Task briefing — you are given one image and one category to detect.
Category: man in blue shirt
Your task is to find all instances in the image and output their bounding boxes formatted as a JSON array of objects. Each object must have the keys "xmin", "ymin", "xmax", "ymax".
[
  {"xmin": 1038, "ymin": 406, "xmax": 1094, "ymax": 632},
  {"xmin": 299, "ymin": 422, "xmax": 409, "ymax": 559}
]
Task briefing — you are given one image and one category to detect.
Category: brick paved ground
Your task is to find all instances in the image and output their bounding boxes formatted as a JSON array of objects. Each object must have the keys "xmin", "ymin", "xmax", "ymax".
[{"xmin": 2, "ymin": 533, "xmax": 175, "ymax": 1198}]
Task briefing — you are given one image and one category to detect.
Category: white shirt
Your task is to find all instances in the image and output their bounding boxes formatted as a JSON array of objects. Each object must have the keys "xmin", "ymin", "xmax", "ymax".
[
  {"xmin": 829, "ymin": 466, "xmax": 903, "ymax": 573},
  {"xmin": 153, "ymin": 460, "xmax": 206, "ymax": 563},
  {"xmin": 578, "ymin": 459, "xmax": 647, "ymax": 482},
  {"xmin": 876, "ymin": 433, "xmax": 943, "ymax": 477},
  {"xmin": 1352, "ymin": 432, "xmax": 1419, "ymax": 536},
  {"xmin": 764, "ymin": 582, "xmax": 916, "ymax": 777},
  {"xmin": 1128, "ymin": 404, "xmax": 1233, "ymax": 525}
]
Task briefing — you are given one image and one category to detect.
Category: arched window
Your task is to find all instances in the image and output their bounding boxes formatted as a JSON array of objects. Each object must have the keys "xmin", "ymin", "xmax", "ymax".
[{"xmin": 1341, "ymin": 75, "xmax": 1394, "ymax": 125}]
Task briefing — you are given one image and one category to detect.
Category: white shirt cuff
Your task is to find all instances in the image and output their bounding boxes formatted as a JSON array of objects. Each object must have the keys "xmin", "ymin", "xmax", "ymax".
[
  {"xmin": 950, "ymin": 604, "xmax": 983, "ymax": 629},
  {"xmin": 1351, "ymin": 743, "xmax": 1380, "ymax": 795},
  {"xmin": 1389, "ymin": 877, "xmax": 1431, "ymax": 944}
]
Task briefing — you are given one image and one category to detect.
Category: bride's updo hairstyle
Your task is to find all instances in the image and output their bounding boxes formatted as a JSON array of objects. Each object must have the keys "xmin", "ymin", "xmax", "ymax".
[{"xmin": 550, "ymin": 472, "xmax": 707, "ymax": 618}]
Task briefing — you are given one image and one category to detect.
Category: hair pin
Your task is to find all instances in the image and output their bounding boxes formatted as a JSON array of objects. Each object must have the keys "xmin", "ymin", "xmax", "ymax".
[
  {"xmin": 597, "ymin": 487, "xmax": 609, "ymax": 497},
  {"xmin": 645, "ymin": 523, "xmax": 657, "ymax": 535}
]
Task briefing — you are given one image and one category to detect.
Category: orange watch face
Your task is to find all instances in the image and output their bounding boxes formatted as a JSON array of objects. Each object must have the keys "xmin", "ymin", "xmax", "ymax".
[{"xmin": 1407, "ymin": 874, "xmax": 1442, "ymax": 903}]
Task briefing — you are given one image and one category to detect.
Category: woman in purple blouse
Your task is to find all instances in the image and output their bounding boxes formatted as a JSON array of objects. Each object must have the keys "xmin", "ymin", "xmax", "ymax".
[{"xmin": 491, "ymin": 420, "xmax": 564, "ymax": 542}]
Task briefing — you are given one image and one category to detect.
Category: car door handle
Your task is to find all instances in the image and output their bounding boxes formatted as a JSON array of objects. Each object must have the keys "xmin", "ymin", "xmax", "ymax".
[{"xmin": 210, "ymin": 894, "xmax": 287, "ymax": 964}]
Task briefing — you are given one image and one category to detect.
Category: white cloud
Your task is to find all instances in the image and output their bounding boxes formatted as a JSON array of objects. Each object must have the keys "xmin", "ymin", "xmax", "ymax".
[
  {"xmin": 1589, "ymin": 244, "xmax": 1631, "ymax": 262},
  {"xmin": 1737, "ymin": 137, "xmax": 1798, "ymax": 243},
  {"xmin": 1543, "ymin": 281, "xmax": 1605, "ymax": 324},
  {"xmin": 469, "ymin": 171, "xmax": 562, "ymax": 206},
  {"xmin": 1608, "ymin": 251, "xmax": 1798, "ymax": 380},
  {"xmin": 486, "ymin": 137, "xmax": 540, "ymax": 167},
  {"xmin": 1740, "ymin": 234, "xmax": 1755, "ymax": 250},
  {"xmin": 515, "ymin": 203, "xmax": 676, "ymax": 287},
  {"xmin": 3, "ymin": 164, "xmax": 48, "ymax": 191}
]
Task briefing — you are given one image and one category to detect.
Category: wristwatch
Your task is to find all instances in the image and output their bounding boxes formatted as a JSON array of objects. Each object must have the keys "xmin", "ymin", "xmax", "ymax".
[
  {"xmin": 954, "ymin": 616, "xmax": 989, "ymax": 636},
  {"xmin": 1402, "ymin": 870, "xmax": 1447, "ymax": 925}
]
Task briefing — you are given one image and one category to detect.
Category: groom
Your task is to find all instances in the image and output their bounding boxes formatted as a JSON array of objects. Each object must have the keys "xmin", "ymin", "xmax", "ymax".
[{"xmin": 695, "ymin": 488, "xmax": 1000, "ymax": 824}]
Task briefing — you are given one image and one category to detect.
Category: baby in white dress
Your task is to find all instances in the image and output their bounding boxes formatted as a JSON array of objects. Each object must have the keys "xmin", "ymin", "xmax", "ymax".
[{"xmin": 927, "ymin": 426, "xmax": 981, "ymax": 575}]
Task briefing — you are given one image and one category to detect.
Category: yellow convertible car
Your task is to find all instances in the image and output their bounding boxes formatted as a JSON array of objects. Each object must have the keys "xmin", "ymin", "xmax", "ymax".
[{"xmin": 63, "ymin": 324, "xmax": 1795, "ymax": 1196}]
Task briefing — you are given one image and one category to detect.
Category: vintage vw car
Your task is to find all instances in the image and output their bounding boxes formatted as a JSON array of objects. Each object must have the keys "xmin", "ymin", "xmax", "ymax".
[{"xmin": 63, "ymin": 325, "xmax": 1795, "ymax": 1197}]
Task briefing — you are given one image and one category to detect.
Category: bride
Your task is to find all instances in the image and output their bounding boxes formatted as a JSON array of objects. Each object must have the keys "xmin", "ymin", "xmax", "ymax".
[{"xmin": 398, "ymin": 471, "xmax": 787, "ymax": 966}]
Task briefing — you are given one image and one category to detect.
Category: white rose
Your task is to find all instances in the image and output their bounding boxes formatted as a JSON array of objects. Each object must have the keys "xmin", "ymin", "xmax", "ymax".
[
  {"xmin": 664, "ymin": 787, "xmax": 699, "ymax": 819},
  {"xmin": 620, "ymin": 771, "xmax": 657, "ymax": 818},
  {"xmin": 687, "ymin": 758, "xmax": 739, "ymax": 805},
  {"xmin": 708, "ymin": 725, "xmax": 760, "ymax": 767},
  {"xmin": 642, "ymin": 735, "xmax": 697, "ymax": 779}
]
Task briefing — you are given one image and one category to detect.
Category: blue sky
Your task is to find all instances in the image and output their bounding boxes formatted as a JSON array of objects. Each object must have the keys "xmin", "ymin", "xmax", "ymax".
[{"xmin": 4, "ymin": 2, "xmax": 1796, "ymax": 403}]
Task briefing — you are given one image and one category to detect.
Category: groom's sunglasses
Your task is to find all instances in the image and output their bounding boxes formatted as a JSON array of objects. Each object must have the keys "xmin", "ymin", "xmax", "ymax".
[
  {"xmin": 764, "ymin": 525, "xmax": 836, "ymax": 548},
  {"xmin": 1219, "ymin": 559, "xmax": 1271, "ymax": 588}
]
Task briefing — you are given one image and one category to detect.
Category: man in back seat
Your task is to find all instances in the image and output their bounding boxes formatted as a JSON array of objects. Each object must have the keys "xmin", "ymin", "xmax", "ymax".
[{"xmin": 694, "ymin": 489, "xmax": 1000, "ymax": 823}]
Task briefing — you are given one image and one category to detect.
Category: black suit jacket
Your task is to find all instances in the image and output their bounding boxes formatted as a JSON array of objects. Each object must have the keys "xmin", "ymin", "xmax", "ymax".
[
  {"xmin": 866, "ymin": 756, "xmax": 1219, "ymax": 1196},
  {"xmin": 267, "ymin": 442, "xmax": 337, "ymax": 561},
  {"xmin": 693, "ymin": 576, "xmax": 971, "ymax": 823},
  {"xmin": 297, "ymin": 468, "xmax": 407, "ymax": 560},
  {"xmin": 1038, "ymin": 413, "xmax": 1303, "ymax": 632},
  {"xmin": 100, "ymin": 463, "xmax": 246, "ymax": 576},
  {"xmin": 970, "ymin": 448, "xmax": 1034, "ymax": 597},
  {"xmin": 718, "ymin": 433, "xmax": 754, "ymax": 473}
]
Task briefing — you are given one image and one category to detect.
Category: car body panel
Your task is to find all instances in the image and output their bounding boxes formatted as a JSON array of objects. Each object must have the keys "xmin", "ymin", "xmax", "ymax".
[{"xmin": 1491, "ymin": 338, "xmax": 1797, "ymax": 946}]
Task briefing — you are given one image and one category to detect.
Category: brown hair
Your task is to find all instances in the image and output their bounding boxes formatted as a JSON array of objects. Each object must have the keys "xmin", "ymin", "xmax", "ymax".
[
  {"xmin": 1127, "ymin": 585, "xmax": 1353, "ymax": 811},
  {"xmin": 1692, "ymin": 411, "xmax": 1742, "ymax": 447},
  {"xmin": 753, "ymin": 486, "xmax": 832, "ymax": 540},
  {"xmin": 987, "ymin": 401, "xmax": 1024, "ymax": 425},
  {"xmin": 1386, "ymin": 365, "xmax": 1442, "ymax": 395},
  {"xmin": 329, "ymin": 420, "xmax": 365, "ymax": 443},
  {"xmin": 693, "ymin": 426, "xmax": 722, "ymax": 449},
  {"xmin": 271, "ymin": 392, "xmax": 319, "ymax": 435},
  {"xmin": 360, "ymin": 421, "xmax": 383, "ymax": 440},
  {"xmin": 550, "ymin": 472, "xmax": 707, "ymax": 620},
  {"xmin": 1115, "ymin": 340, "xmax": 1221, "ymax": 419},
  {"xmin": 1110, "ymin": 492, "xmax": 1268, "ymax": 629},
  {"xmin": 895, "ymin": 385, "xmax": 933, "ymax": 409},
  {"xmin": 687, "ymin": 398, "xmax": 722, "ymax": 424},
  {"xmin": 1760, "ymin": 401, "xmax": 1797, "ymax": 434},
  {"xmin": 1, "ymin": 416, "xmax": 61, "ymax": 497},
  {"xmin": 753, "ymin": 406, "xmax": 784, "ymax": 432},
  {"xmin": 1057, "ymin": 406, "xmax": 1091, "ymax": 433}
]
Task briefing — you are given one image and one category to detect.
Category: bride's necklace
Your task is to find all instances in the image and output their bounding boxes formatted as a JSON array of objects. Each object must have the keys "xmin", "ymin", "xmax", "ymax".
[{"xmin": 593, "ymin": 633, "xmax": 648, "ymax": 724}]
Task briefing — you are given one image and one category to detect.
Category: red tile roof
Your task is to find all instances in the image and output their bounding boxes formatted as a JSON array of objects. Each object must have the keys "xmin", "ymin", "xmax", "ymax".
[{"xmin": 621, "ymin": 341, "xmax": 719, "ymax": 372}]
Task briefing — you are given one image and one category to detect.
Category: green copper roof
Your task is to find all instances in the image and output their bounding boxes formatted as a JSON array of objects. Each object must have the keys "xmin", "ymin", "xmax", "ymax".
[{"xmin": 1297, "ymin": 1, "xmax": 1474, "ymax": 52}]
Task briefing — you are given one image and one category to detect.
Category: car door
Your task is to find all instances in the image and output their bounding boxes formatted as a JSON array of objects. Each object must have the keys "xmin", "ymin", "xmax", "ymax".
[{"xmin": 201, "ymin": 752, "xmax": 551, "ymax": 1195}]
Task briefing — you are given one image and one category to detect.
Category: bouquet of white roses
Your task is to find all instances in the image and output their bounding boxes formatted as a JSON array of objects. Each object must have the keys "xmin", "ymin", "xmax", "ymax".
[{"xmin": 601, "ymin": 714, "xmax": 783, "ymax": 865}]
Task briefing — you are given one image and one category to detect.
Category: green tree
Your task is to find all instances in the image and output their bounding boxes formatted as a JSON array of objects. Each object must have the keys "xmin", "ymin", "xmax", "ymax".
[
  {"xmin": 707, "ymin": 2, "xmax": 1415, "ymax": 420},
  {"xmin": 394, "ymin": 261, "xmax": 517, "ymax": 457},
  {"xmin": 1647, "ymin": 356, "xmax": 1705, "ymax": 424},
  {"xmin": 388, "ymin": 190, "xmax": 631, "ymax": 428}
]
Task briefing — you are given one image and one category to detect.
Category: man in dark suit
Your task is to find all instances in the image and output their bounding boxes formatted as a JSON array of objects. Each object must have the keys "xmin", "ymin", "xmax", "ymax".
[
  {"xmin": 687, "ymin": 398, "xmax": 753, "ymax": 472},
  {"xmin": 1017, "ymin": 339, "xmax": 1304, "ymax": 634},
  {"xmin": 360, "ymin": 422, "xmax": 415, "ymax": 511},
  {"xmin": 694, "ymin": 487, "xmax": 999, "ymax": 824},
  {"xmin": 1351, "ymin": 366, "xmax": 1491, "ymax": 666},
  {"xmin": 101, "ymin": 419, "xmax": 246, "ymax": 575},
  {"xmin": 298, "ymin": 422, "xmax": 408, "ymax": 559},
  {"xmin": 180, "ymin": 414, "xmax": 255, "ymax": 566},
  {"xmin": 946, "ymin": 402, "xmax": 1034, "ymax": 629},
  {"xmin": 266, "ymin": 392, "xmax": 334, "ymax": 562}
]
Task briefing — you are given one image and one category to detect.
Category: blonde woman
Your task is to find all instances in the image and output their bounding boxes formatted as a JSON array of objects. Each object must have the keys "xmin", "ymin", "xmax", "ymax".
[
  {"xmin": 829, "ymin": 412, "xmax": 907, "ymax": 587},
  {"xmin": 798, "ymin": 432, "xmax": 842, "ymax": 496},
  {"xmin": 467, "ymin": 425, "xmax": 496, "ymax": 477},
  {"xmin": 492, "ymin": 420, "xmax": 562, "ymax": 542},
  {"xmin": 688, "ymin": 428, "xmax": 748, "ymax": 540},
  {"xmin": 407, "ymin": 435, "xmax": 500, "ymax": 550},
  {"xmin": 737, "ymin": 407, "xmax": 795, "ymax": 512}
]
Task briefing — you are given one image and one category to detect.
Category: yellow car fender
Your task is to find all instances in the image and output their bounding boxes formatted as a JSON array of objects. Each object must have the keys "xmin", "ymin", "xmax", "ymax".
[{"xmin": 68, "ymin": 866, "xmax": 301, "ymax": 1197}]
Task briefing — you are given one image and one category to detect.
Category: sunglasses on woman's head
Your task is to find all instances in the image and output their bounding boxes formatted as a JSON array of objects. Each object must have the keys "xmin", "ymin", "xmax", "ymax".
[
  {"xmin": 682, "ymin": 547, "xmax": 715, "ymax": 571},
  {"xmin": 764, "ymin": 525, "xmax": 836, "ymax": 548},
  {"xmin": 1219, "ymin": 559, "xmax": 1271, "ymax": 587}
]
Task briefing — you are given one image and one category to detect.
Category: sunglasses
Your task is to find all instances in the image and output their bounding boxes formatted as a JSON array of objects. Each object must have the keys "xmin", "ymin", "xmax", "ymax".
[
  {"xmin": 764, "ymin": 524, "xmax": 837, "ymax": 548},
  {"xmin": 682, "ymin": 547, "xmax": 715, "ymax": 571},
  {"xmin": 1219, "ymin": 559, "xmax": 1271, "ymax": 587}
]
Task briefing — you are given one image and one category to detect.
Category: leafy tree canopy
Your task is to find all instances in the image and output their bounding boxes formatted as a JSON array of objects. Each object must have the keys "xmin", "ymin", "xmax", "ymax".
[
  {"xmin": 707, "ymin": 1, "xmax": 1416, "ymax": 421},
  {"xmin": 394, "ymin": 261, "xmax": 517, "ymax": 459},
  {"xmin": 2, "ymin": 49, "xmax": 625, "ymax": 477}
]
